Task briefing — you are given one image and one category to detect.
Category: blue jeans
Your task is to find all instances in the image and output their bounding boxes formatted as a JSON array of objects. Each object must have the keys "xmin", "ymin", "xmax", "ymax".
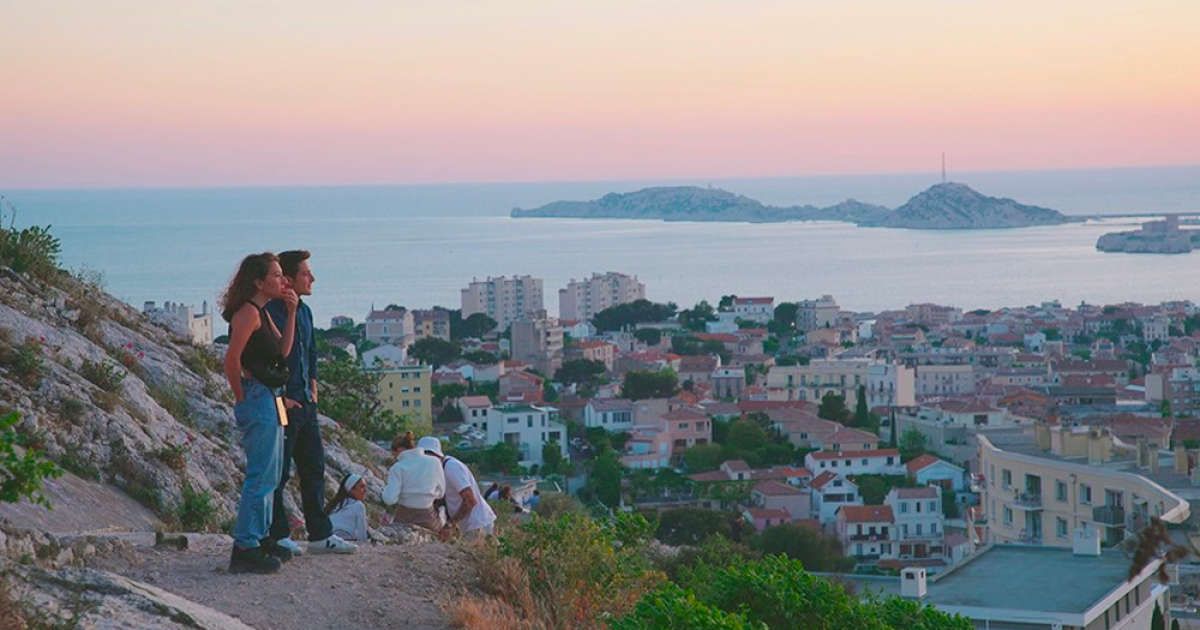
[
  {"xmin": 232, "ymin": 379, "xmax": 284, "ymax": 549},
  {"xmin": 270, "ymin": 402, "xmax": 333, "ymax": 542}
]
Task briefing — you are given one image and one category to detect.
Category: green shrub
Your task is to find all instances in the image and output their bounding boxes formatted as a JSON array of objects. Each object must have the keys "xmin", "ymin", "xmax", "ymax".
[
  {"xmin": 79, "ymin": 358, "xmax": 125, "ymax": 391},
  {"xmin": 0, "ymin": 337, "xmax": 46, "ymax": 387},
  {"xmin": 611, "ymin": 583, "xmax": 760, "ymax": 630},
  {"xmin": 182, "ymin": 346, "xmax": 221, "ymax": 375},
  {"xmin": 0, "ymin": 224, "xmax": 61, "ymax": 278},
  {"xmin": 0, "ymin": 412, "xmax": 64, "ymax": 507},
  {"xmin": 147, "ymin": 381, "xmax": 191, "ymax": 424},
  {"xmin": 175, "ymin": 484, "xmax": 217, "ymax": 531},
  {"xmin": 58, "ymin": 397, "xmax": 85, "ymax": 422},
  {"xmin": 154, "ymin": 443, "xmax": 188, "ymax": 472},
  {"xmin": 58, "ymin": 446, "xmax": 102, "ymax": 481}
]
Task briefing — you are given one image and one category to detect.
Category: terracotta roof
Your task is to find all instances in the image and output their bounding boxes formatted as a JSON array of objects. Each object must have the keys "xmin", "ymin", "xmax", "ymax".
[
  {"xmin": 932, "ymin": 399, "xmax": 997, "ymax": 414},
  {"xmin": 810, "ymin": 471, "xmax": 843, "ymax": 490},
  {"xmin": 838, "ymin": 504, "xmax": 894, "ymax": 523},
  {"xmin": 366, "ymin": 309, "xmax": 408, "ymax": 320},
  {"xmin": 750, "ymin": 466, "xmax": 812, "ymax": 481},
  {"xmin": 753, "ymin": 480, "xmax": 802, "ymax": 496},
  {"xmin": 587, "ymin": 398, "xmax": 633, "ymax": 412},
  {"xmin": 663, "ymin": 407, "xmax": 708, "ymax": 421},
  {"xmin": 688, "ymin": 470, "xmax": 731, "ymax": 482},
  {"xmin": 905, "ymin": 454, "xmax": 947, "ymax": 475},
  {"xmin": 694, "ymin": 333, "xmax": 738, "ymax": 343},
  {"xmin": 827, "ymin": 426, "xmax": 880, "ymax": 445},
  {"xmin": 891, "ymin": 486, "xmax": 938, "ymax": 499},
  {"xmin": 808, "ymin": 448, "xmax": 900, "ymax": 461},
  {"xmin": 723, "ymin": 459, "xmax": 751, "ymax": 471},
  {"xmin": 734, "ymin": 297, "xmax": 774, "ymax": 305},
  {"xmin": 459, "ymin": 396, "xmax": 493, "ymax": 408},
  {"xmin": 745, "ymin": 507, "xmax": 791, "ymax": 520}
]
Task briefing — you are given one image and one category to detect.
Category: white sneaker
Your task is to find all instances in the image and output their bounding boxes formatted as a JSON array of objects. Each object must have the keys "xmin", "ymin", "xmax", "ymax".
[
  {"xmin": 308, "ymin": 534, "xmax": 357, "ymax": 554},
  {"xmin": 275, "ymin": 537, "xmax": 304, "ymax": 556}
]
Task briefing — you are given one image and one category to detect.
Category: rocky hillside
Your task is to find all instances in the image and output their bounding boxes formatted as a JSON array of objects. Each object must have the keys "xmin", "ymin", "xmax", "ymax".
[
  {"xmin": 861, "ymin": 182, "xmax": 1070, "ymax": 229},
  {"xmin": 512, "ymin": 183, "xmax": 1070, "ymax": 229},
  {"xmin": 0, "ymin": 254, "xmax": 467, "ymax": 627}
]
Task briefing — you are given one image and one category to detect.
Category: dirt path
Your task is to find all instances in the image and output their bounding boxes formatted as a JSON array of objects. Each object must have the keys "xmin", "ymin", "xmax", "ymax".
[{"xmin": 91, "ymin": 537, "xmax": 475, "ymax": 629}]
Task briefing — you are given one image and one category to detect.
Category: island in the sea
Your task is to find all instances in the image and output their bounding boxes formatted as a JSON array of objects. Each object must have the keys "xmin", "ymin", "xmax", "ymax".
[
  {"xmin": 511, "ymin": 182, "xmax": 1073, "ymax": 230},
  {"xmin": 1096, "ymin": 215, "xmax": 1200, "ymax": 254}
]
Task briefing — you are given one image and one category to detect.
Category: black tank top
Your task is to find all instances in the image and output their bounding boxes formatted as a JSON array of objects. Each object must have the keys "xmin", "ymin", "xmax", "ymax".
[{"xmin": 236, "ymin": 302, "xmax": 290, "ymax": 388}]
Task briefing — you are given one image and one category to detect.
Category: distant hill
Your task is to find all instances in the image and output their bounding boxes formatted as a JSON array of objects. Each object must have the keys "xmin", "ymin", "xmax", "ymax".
[
  {"xmin": 861, "ymin": 183, "xmax": 1070, "ymax": 229},
  {"xmin": 512, "ymin": 183, "xmax": 1072, "ymax": 229}
]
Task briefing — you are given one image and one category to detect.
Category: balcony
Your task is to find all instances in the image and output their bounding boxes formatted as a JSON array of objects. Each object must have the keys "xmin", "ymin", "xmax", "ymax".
[
  {"xmin": 1011, "ymin": 492, "xmax": 1043, "ymax": 511},
  {"xmin": 1093, "ymin": 505, "xmax": 1126, "ymax": 527},
  {"xmin": 849, "ymin": 533, "xmax": 888, "ymax": 542}
]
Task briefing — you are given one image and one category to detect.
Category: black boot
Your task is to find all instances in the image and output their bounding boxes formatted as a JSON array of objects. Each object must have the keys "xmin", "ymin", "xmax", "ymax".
[
  {"xmin": 229, "ymin": 545, "xmax": 282, "ymax": 574},
  {"xmin": 260, "ymin": 538, "xmax": 293, "ymax": 563}
]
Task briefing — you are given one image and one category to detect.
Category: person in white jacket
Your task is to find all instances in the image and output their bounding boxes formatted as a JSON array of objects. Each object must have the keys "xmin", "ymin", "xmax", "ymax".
[
  {"xmin": 417, "ymin": 436, "xmax": 496, "ymax": 538},
  {"xmin": 325, "ymin": 473, "xmax": 368, "ymax": 541},
  {"xmin": 381, "ymin": 431, "xmax": 445, "ymax": 532}
]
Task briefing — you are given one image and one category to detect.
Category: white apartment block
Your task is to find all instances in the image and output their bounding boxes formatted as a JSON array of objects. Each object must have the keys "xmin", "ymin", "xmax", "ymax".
[
  {"xmin": 486, "ymin": 404, "xmax": 569, "ymax": 467},
  {"xmin": 558, "ymin": 272, "xmax": 645, "ymax": 322},
  {"xmin": 914, "ymin": 364, "xmax": 976, "ymax": 398},
  {"xmin": 510, "ymin": 313, "xmax": 563, "ymax": 376},
  {"xmin": 796, "ymin": 295, "xmax": 839, "ymax": 332},
  {"xmin": 805, "ymin": 449, "xmax": 904, "ymax": 476},
  {"xmin": 364, "ymin": 309, "xmax": 415, "ymax": 347},
  {"xmin": 461, "ymin": 275, "xmax": 544, "ymax": 331},
  {"xmin": 978, "ymin": 433, "xmax": 1189, "ymax": 549},
  {"xmin": 885, "ymin": 486, "xmax": 944, "ymax": 560},
  {"xmin": 732, "ymin": 296, "xmax": 774, "ymax": 323},
  {"xmin": 767, "ymin": 359, "xmax": 915, "ymax": 408},
  {"xmin": 144, "ymin": 300, "xmax": 214, "ymax": 346},
  {"xmin": 583, "ymin": 398, "xmax": 634, "ymax": 431}
]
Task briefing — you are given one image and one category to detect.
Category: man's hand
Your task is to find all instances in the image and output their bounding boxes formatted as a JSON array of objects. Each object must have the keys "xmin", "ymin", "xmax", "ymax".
[{"xmin": 283, "ymin": 398, "xmax": 303, "ymax": 409}]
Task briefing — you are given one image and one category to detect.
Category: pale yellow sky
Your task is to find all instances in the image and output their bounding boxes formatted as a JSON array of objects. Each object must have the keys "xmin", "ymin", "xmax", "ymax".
[{"xmin": 2, "ymin": 1, "xmax": 1198, "ymax": 186}]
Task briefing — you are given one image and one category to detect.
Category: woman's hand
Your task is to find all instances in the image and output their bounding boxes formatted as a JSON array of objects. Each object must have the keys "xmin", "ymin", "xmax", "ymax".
[{"xmin": 282, "ymin": 288, "xmax": 299, "ymax": 312}]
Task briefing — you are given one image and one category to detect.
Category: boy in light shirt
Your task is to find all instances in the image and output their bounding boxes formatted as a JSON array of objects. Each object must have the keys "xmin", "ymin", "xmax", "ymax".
[{"xmin": 416, "ymin": 436, "xmax": 496, "ymax": 537}]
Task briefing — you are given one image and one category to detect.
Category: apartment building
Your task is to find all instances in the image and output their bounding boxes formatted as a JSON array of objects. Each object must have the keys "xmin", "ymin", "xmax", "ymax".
[
  {"xmin": 558, "ymin": 272, "xmax": 645, "ymax": 321},
  {"xmin": 143, "ymin": 300, "xmax": 214, "ymax": 346},
  {"xmin": 411, "ymin": 308, "xmax": 451, "ymax": 341},
  {"xmin": 978, "ymin": 432, "xmax": 1188, "ymax": 549},
  {"xmin": 510, "ymin": 313, "xmax": 564, "ymax": 376},
  {"xmin": 836, "ymin": 505, "xmax": 895, "ymax": 560},
  {"xmin": 1146, "ymin": 366, "xmax": 1200, "ymax": 416},
  {"xmin": 364, "ymin": 309, "xmax": 415, "ymax": 347},
  {"xmin": 796, "ymin": 295, "xmax": 840, "ymax": 332},
  {"xmin": 914, "ymin": 364, "xmax": 976, "ymax": 398},
  {"xmin": 583, "ymin": 398, "xmax": 634, "ymax": 431},
  {"xmin": 885, "ymin": 486, "xmax": 944, "ymax": 560},
  {"xmin": 805, "ymin": 449, "xmax": 904, "ymax": 476},
  {"xmin": 767, "ymin": 359, "xmax": 915, "ymax": 408},
  {"xmin": 372, "ymin": 364, "xmax": 433, "ymax": 430},
  {"xmin": 461, "ymin": 275, "xmax": 544, "ymax": 331},
  {"xmin": 486, "ymin": 404, "xmax": 568, "ymax": 467},
  {"xmin": 732, "ymin": 296, "xmax": 774, "ymax": 323}
]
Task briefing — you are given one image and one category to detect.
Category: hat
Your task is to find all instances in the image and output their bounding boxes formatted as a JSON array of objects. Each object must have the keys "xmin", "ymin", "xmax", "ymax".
[
  {"xmin": 417, "ymin": 436, "xmax": 444, "ymax": 457},
  {"xmin": 341, "ymin": 473, "xmax": 363, "ymax": 493}
]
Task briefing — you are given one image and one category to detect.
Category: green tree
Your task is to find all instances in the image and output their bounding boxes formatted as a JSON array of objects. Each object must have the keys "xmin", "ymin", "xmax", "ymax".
[
  {"xmin": 899, "ymin": 427, "xmax": 929, "ymax": 462},
  {"xmin": 942, "ymin": 487, "xmax": 960, "ymax": 519},
  {"xmin": 817, "ymin": 392, "xmax": 850, "ymax": 423},
  {"xmin": 1172, "ymin": 617, "xmax": 1181, "ymax": 630},
  {"xmin": 634, "ymin": 328, "xmax": 663, "ymax": 346},
  {"xmin": 853, "ymin": 386, "xmax": 871, "ymax": 428},
  {"xmin": 751, "ymin": 525, "xmax": 854, "ymax": 573},
  {"xmin": 0, "ymin": 223, "xmax": 62, "ymax": 279},
  {"xmin": 684, "ymin": 443, "xmax": 726, "ymax": 472},
  {"xmin": 409, "ymin": 337, "xmax": 461, "ymax": 368},
  {"xmin": 726, "ymin": 418, "xmax": 769, "ymax": 452},
  {"xmin": 0, "ymin": 412, "xmax": 64, "ymax": 507},
  {"xmin": 319, "ymin": 356, "xmax": 410, "ymax": 440},
  {"xmin": 1152, "ymin": 603, "xmax": 1165, "ymax": 630},
  {"xmin": 542, "ymin": 441, "xmax": 565, "ymax": 475},
  {"xmin": 480, "ymin": 442, "xmax": 521, "ymax": 474},
  {"xmin": 590, "ymin": 449, "xmax": 623, "ymax": 508},
  {"xmin": 718, "ymin": 295, "xmax": 738, "ymax": 311},
  {"xmin": 622, "ymin": 369, "xmax": 680, "ymax": 400},
  {"xmin": 593, "ymin": 299, "xmax": 678, "ymax": 332},
  {"xmin": 461, "ymin": 350, "xmax": 498, "ymax": 364},
  {"xmin": 679, "ymin": 300, "xmax": 719, "ymax": 332},
  {"xmin": 771, "ymin": 302, "xmax": 799, "ymax": 336},
  {"xmin": 853, "ymin": 474, "xmax": 915, "ymax": 504},
  {"xmin": 437, "ymin": 404, "xmax": 464, "ymax": 424},
  {"xmin": 555, "ymin": 358, "xmax": 607, "ymax": 386},
  {"xmin": 449, "ymin": 310, "xmax": 497, "ymax": 340},
  {"xmin": 433, "ymin": 382, "xmax": 468, "ymax": 406},
  {"xmin": 656, "ymin": 508, "xmax": 737, "ymax": 546}
]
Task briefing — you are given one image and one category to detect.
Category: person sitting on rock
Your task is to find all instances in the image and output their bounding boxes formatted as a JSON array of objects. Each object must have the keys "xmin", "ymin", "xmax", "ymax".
[
  {"xmin": 417, "ymin": 436, "xmax": 496, "ymax": 539},
  {"xmin": 325, "ymin": 472, "xmax": 368, "ymax": 542},
  {"xmin": 381, "ymin": 431, "xmax": 445, "ymax": 533}
]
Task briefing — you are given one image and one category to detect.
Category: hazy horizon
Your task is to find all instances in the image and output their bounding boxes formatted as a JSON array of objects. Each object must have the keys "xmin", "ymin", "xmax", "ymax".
[{"xmin": 3, "ymin": 1, "xmax": 1198, "ymax": 188}]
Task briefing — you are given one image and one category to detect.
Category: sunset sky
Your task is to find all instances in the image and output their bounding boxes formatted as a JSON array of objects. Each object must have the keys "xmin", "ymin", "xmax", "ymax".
[{"xmin": 2, "ymin": 1, "xmax": 1198, "ymax": 188}]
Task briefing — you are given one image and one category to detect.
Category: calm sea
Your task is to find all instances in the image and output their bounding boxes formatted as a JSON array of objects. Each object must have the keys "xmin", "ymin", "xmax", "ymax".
[{"xmin": 5, "ymin": 165, "xmax": 1200, "ymax": 326}]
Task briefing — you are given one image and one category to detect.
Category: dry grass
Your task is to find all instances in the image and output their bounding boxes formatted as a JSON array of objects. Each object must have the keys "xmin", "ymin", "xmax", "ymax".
[{"xmin": 0, "ymin": 578, "xmax": 28, "ymax": 630}]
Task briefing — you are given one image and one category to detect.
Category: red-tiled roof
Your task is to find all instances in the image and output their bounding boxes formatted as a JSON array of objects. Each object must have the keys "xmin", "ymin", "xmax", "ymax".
[
  {"xmin": 734, "ymin": 297, "xmax": 774, "ymax": 305},
  {"xmin": 745, "ymin": 507, "xmax": 791, "ymax": 520},
  {"xmin": 723, "ymin": 459, "xmax": 750, "ymax": 471},
  {"xmin": 753, "ymin": 480, "xmax": 802, "ymax": 496},
  {"xmin": 808, "ymin": 449, "xmax": 900, "ymax": 461},
  {"xmin": 905, "ymin": 454, "xmax": 942, "ymax": 475},
  {"xmin": 891, "ymin": 486, "xmax": 938, "ymax": 499},
  {"xmin": 839, "ymin": 505, "xmax": 894, "ymax": 523},
  {"xmin": 459, "ymin": 396, "xmax": 493, "ymax": 408},
  {"xmin": 810, "ymin": 471, "xmax": 839, "ymax": 490}
]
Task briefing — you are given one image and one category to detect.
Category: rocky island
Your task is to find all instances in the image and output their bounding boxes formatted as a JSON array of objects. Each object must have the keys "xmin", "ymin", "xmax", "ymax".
[
  {"xmin": 512, "ymin": 182, "xmax": 1073, "ymax": 230},
  {"xmin": 1096, "ymin": 215, "xmax": 1200, "ymax": 254}
]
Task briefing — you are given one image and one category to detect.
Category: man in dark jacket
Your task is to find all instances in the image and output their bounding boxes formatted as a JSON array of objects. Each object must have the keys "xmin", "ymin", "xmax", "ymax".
[{"xmin": 267, "ymin": 250, "xmax": 356, "ymax": 555}]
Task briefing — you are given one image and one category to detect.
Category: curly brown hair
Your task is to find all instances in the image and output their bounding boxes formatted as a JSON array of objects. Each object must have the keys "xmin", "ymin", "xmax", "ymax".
[
  {"xmin": 391, "ymin": 431, "xmax": 416, "ymax": 453},
  {"xmin": 220, "ymin": 252, "xmax": 278, "ymax": 322}
]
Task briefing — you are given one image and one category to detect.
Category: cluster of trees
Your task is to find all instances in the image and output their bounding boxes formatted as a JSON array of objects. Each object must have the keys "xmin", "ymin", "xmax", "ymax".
[
  {"xmin": 683, "ymin": 414, "xmax": 798, "ymax": 472},
  {"xmin": 317, "ymin": 355, "xmax": 414, "ymax": 440},
  {"xmin": 671, "ymin": 335, "xmax": 730, "ymax": 363},
  {"xmin": 817, "ymin": 388, "xmax": 879, "ymax": 432},
  {"xmin": 621, "ymin": 368, "xmax": 680, "ymax": 400},
  {"xmin": 592, "ymin": 299, "xmax": 677, "ymax": 332},
  {"xmin": 554, "ymin": 358, "xmax": 607, "ymax": 397}
]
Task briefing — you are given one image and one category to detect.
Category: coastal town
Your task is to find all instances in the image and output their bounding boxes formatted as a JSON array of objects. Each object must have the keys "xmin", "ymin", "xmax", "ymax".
[{"xmin": 148, "ymin": 272, "xmax": 1200, "ymax": 628}]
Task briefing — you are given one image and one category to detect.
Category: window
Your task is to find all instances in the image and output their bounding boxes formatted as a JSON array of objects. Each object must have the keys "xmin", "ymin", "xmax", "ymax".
[
  {"xmin": 1003, "ymin": 507, "xmax": 1013, "ymax": 525},
  {"xmin": 402, "ymin": 400, "xmax": 410, "ymax": 408},
  {"xmin": 929, "ymin": 501, "xmax": 937, "ymax": 512},
  {"xmin": 916, "ymin": 502, "xmax": 922, "ymax": 513},
  {"xmin": 1001, "ymin": 469, "xmax": 1012, "ymax": 488},
  {"xmin": 916, "ymin": 524, "xmax": 922, "ymax": 536},
  {"xmin": 414, "ymin": 400, "xmax": 422, "ymax": 408},
  {"xmin": 887, "ymin": 456, "xmax": 895, "ymax": 465},
  {"xmin": 1056, "ymin": 517, "xmax": 1068, "ymax": 538},
  {"xmin": 931, "ymin": 523, "xmax": 938, "ymax": 534},
  {"xmin": 901, "ymin": 502, "xmax": 909, "ymax": 513},
  {"xmin": 901, "ymin": 524, "xmax": 908, "ymax": 536},
  {"xmin": 861, "ymin": 458, "xmax": 868, "ymax": 465},
  {"xmin": 527, "ymin": 418, "xmax": 533, "ymax": 428},
  {"xmin": 1056, "ymin": 480, "xmax": 1067, "ymax": 502},
  {"xmin": 1081, "ymin": 484, "xmax": 1092, "ymax": 504}
]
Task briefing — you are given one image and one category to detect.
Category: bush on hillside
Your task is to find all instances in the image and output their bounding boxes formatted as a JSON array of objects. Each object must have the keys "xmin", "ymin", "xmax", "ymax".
[
  {"xmin": 0, "ymin": 412, "xmax": 64, "ymax": 507},
  {"xmin": 0, "ymin": 224, "xmax": 61, "ymax": 279}
]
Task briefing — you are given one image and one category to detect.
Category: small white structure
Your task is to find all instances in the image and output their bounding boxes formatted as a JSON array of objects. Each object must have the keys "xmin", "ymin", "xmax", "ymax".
[
  {"xmin": 144, "ymin": 300, "xmax": 214, "ymax": 346},
  {"xmin": 732, "ymin": 297, "xmax": 774, "ymax": 323},
  {"xmin": 361, "ymin": 344, "xmax": 408, "ymax": 369},
  {"xmin": 583, "ymin": 398, "xmax": 634, "ymax": 431},
  {"xmin": 805, "ymin": 449, "xmax": 904, "ymax": 476},
  {"xmin": 900, "ymin": 567, "xmax": 927, "ymax": 599},
  {"xmin": 487, "ymin": 404, "xmax": 568, "ymax": 467}
]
